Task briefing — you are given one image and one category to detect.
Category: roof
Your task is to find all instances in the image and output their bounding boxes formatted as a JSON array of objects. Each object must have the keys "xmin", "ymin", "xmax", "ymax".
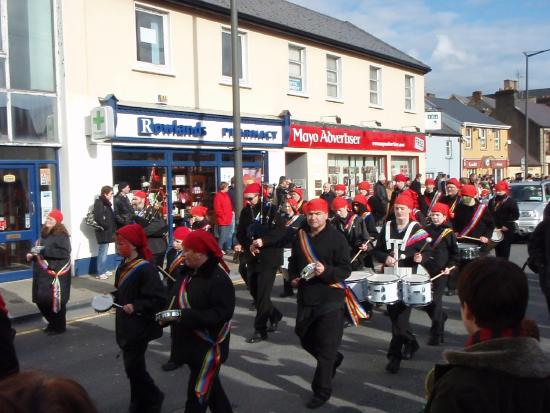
[
  {"xmin": 169, "ymin": 0, "xmax": 430, "ymax": 73},
  {"xmin": 515, "ymin": 99, "xmax": 550, "ymax": 127},
  {"xmin": 427, "ymin": 121, "xmax": 461, "ymax": 136},
  {"xmin": 426, "ymin": 97, "xmax": 507, "ymax": 126}
]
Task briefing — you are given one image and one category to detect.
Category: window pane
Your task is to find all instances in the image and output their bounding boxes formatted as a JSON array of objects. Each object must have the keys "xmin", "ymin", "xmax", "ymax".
[
  {"xmin": 327, "ymin": 84, "xmax": 338, "ymax": 97},
  {"xmin": 327, "ymin": 56, "xmax": 337, "ymax": 70},
  {"xmin": 289, "ymin": 77, "xmax": 302, "ymax": 92},
  {"xmin": 289, "ymin": 62, "xmax": 301, "ymax": 77},
  {"xmin": 0, "ymin": 93, "xmax": 6, "ymax": 141},
  {"xmin": 0, "ymin": 58, "xmax": 5, "ymax": 89},
  {"xmin": 11, "ymin": 93, "xmax": 57, "ymax": 142},
  {"xmin": 136, "ymin": 9, "xmax": 165, "ymax": 65},
  {"xmin": 222, "ymin": 31, "xmax": 243, "ymax": 79},
  {"xmin": 289, "ymin": 47, "xmax": 301, "ymax": 61},
  {"xmin": 370, "ymin": 92, "xmax": 378, "ymax": 105},
  {"xmin": 370, "ymin": 67, "xmax": 378, "ymax": 81},
  {"xmin": 8, "ymin": 0, "xmax": 55, "ymax": 92},
  {"xmin": 327, "ymin": 71, "xmax": 337, "ymax": 83},
  {"xmin": 173, "ymin": 152, "xmax": 215, "ymax": 162},
  {"xmin": 113, "ymin": 150, "xmax": 165, "ymax": 161},
  {"xmin": 370, "ymin": 79, "xmax": 377, "ymax": 91}
]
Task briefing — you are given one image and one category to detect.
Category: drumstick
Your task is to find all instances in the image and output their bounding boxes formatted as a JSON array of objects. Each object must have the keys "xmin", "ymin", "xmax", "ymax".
[
  {"xmin": 418, "ymin": 237, "xmax": 433, "ymax": 254},
  {"xmin": 458, "ymin": 235, "xmax": 481, "ymax": 242},
  {"xmin": 168, "ymin": 296, "xmax": 176, "ymax": 310},
  {"xmin": 157, "ymin": 266, "xmax": 176, "ymax": 282},
  {"xmin": 351, "ymin": 249, "xmax": 363, "ymax": 263},
  {"xmin": 431, "ymin": 266, "xmax": 457, "ymax": 282}
]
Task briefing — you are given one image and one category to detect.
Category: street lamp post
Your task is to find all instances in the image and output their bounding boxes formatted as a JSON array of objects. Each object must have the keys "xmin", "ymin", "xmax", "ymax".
[{"xmin": 523, "ymin": 48, "xmax": 550, "ymax": 180}]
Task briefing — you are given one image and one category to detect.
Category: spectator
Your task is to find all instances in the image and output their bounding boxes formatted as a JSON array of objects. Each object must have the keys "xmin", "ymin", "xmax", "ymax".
[
  {"xmin": 373, "ymin": 174, "xmax": 389, "ymax": 216},
  {"xmin": 0, "ymin": 371, "xmax": 98, "ymax": 412},
  {"xmin": 93, "ymin": 185, "xmax": 116, "ymax": 280},
  {"xmin": 213, "ymin": 182, "xmax": 234, "ymax": 253},
  {"xmin": 527, "ymin": 203, "xmax": 550, "ymax": 317},
  {"xmin": 320, "ymin": 183, "xmax": 335, "ymax": 211},
  {"xmin": 410, "ymin": 173, "xmax": 422, "ymax": 195},
  {"xmin": 0, "ymin": 292, "xmax": 18, "ymax": 380},
  {"xmin": 190, "ymin": 205, "xmax": 212, "ymax": 233},
  {"xmin": 425, "ymin": 257, "xmax": 550, "ymax": 412},
  {"xmin": 113, "ymin": 182, "xmax": 133, "ymax": 228}
]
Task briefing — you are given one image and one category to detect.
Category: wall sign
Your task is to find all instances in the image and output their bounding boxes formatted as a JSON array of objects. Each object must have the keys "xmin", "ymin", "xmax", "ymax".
[
  {"xmin": 463, "ymin": 159, "xmax": 482, "ymax": 168},
  {"xmin": 289, "ymin": 124, "xmax": 425, "ymax": 152}
]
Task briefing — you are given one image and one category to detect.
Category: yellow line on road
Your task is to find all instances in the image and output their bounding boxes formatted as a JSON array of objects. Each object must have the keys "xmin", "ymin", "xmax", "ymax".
[{"xmin": 16, "ymin": 312, "xmax": 112, "ymax": 336}]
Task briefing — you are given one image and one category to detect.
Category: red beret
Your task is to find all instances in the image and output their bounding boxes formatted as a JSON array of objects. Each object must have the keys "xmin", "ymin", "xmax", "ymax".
[
  {"xmin": 481, "ymin": 189, "xmax": 490, "ymax": 197},
  {"xmin": 334, "ymin": 184, "xmax": 347, "ymax": 192},
  {"xmin": 446, "ymin": 178, "xmax": 461, "ymax": 188},
  {"xmin": 394, "ymin": 174, "xmax": 408, "ymax": 183},
  {"xmin": 183, "ymin": 230, "xmax": 229, "ymax": 272},
  {"xmin": 305, "ymin": 198, "xmax": 328, "ymax": 213},
  {"xmin": 116, "ymin": 223, "xmax": 153, "ymax": 261},
  {"xmin": 134, "ymin": 191, "xmax": 147, "ymax": 199},
  {"xmin": 173, "ymin": 226, "xmax": 191, "ymax": 241},
  {"xmin": 461, "ymin": 184, "xmax": 477, "ymax": 198},
  {"xmin": 290, "ymin": 187, "xmax": 304, "ymax": 200},
  {"xmin": 358, "ymin": 181, "xmax": 371, "ymax": 191},
  {"xmin": 403, "ymin": 189, "xmax": 419, "ymax": 209},
  {"xmin": 288, "ymin": 198, "xmax": 299, "ymax": 210},
  {"xmin": 425, "ymin": 178, "xmax": 436, "ymax": 186},
  {"xmin": 243, "ymin": 183, "xmax": 261, "ymax": 194},
  {"xmin": 495, "ymin": 181, "xmax": 508, "ymax": 192},
  {"xmin": 431, "ymin": 202, "xmax": 449, "ymax": 217},
  {"xmin": 332, "ymin": 196, "xmax": 349, "ymax": 211},
  {"xmin": 395, "ymin": 193, "xmax": 414, "ymax": 209},
  {"xmin": 48, "ymin": 209, "xmax": 63, "ymax": 224},
  {"xmin": 353, "ymin": 194, "xmax": 368, "ymax": 207},
  {"xmin": 191, "ymin": 205, "xmax": 208, "ymax": 217}
]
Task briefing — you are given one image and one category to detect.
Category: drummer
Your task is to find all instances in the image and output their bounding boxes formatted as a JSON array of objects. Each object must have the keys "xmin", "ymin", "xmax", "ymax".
[
  {"xmin": 488, "ymin": 181, "xmax": 519, "ymax": 260},
  {"xmin": 163, "ymin": 230, "xmax": 235, "ymax": 412},
  {"xmin": 449, "ymin": 184, "xmax": 494, "ymax": 296},
  {"xmin": 422, "ymin": 203, "xmax": 459, "ymax": 345},
  {"xmin": 161, "ymin": 226, "xmax": 191, "ymax": 372},
  {"xmin": 373, "ymin": 192, "xmax": 432, "ymax": 374},
  {"xmin": 112, "ymin": 224, "xmax": 166, "ymax": 413}
]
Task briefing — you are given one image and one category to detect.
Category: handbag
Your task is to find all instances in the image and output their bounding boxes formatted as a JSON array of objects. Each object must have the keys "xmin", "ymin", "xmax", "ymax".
[{"xmin": 85, "ymin": 206, "xmax": 104, "ymax": 230}]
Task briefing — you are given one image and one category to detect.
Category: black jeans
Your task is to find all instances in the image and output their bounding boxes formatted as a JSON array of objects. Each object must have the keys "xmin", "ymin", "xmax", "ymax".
[
  {"xmin": 249, "ymin": 265, "xmax": 282, "ymax": 333},
  {"xmin": 495, "ymin": 230, "xmax": 514, "ymax": 260},
  {"xmin": 387, "ymin": 301, "xmax": 415, "ymax": 360},
  {"xmin": 185, "ymin": 361, "xmax": 233, "ymax": 413},
  {"xmin": 423, "ymin": 278, "xmax": 446, "ymax": 335},
  {"xmin": 122, "ymin": 342, "xmax": 163, "ymax": 409},
  {"xmin": 0, "ymin": 312, "xmax": 19, "ymax": 380},
  {"xmin": 299, "ymin": 309, "xmax": 344, "ymax": 401},
  {"xmin": 37, "ymin": 303, "xmax": 66, "ymax": 332}
]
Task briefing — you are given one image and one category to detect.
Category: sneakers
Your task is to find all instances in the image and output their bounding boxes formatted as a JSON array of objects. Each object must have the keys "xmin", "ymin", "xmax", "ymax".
[{"xmin": 96, "ymin": 271, "xmax": 113, "ymax": 280}]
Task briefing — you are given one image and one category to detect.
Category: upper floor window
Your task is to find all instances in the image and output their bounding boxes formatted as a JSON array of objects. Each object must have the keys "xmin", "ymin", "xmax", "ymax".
[
  {"xmin": 289, "ymin": 45, "xmax": 306, "ymax": 93},
  {"xmin": 405, "ymin": 75, "xmax": 415, "ymax": 111},
  {"xmin": 135, "ymin": 6, "xmax": 169, "ymax": 68},
  {"xmin": 222, "ymin": 28, "xmax": 247, "ymax": 82},
  {"xmin": 464, "ymin": 127, "xmax": 472, "ymax": 149},
  {"xmin": 494, "ymin": 129, "xmax": 501, "ymax": 150},
  {"xmin": 479, "ymin": 128, "xmax": 487, "ymax": 150},
  {"xmin": 326, "ymin": 55, "xmax": 341, "ymax": 99},
  {"xmin": 445, "ymin": 140, "xmax": 452, "ymax": 158},
  {"xmin": 369, "ymin": 66, "xmax": 381, "ymax": 106}
]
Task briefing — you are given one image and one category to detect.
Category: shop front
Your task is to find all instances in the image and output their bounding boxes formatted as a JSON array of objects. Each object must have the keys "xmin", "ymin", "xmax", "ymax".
[{"xmin": 287, "ymin": 122, "xmax": 425, "ymax": 198}]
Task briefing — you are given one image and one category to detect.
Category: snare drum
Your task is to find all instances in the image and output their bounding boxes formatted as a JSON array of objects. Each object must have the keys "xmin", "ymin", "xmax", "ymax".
[
  {"xmin": 366, "ymin": 273, "xmax": 400, "ymax": 305},
  {"xmin": 383, "ymin": 266, "xmax": 412, "ymax": 277},
  {"xmin": 458, "ymin": 243, "xmax": 481, "ymax": 261},
  {"xmin": 346, "ymin": 271, "xmax": 373, "ymax": 302},
  {"xmin": 155, "ymin": 309, "xmax": 183, "ymax": 322},
  {"xmin": 401, "ymin": 274, "xmax": 432, "ymax": 307}
]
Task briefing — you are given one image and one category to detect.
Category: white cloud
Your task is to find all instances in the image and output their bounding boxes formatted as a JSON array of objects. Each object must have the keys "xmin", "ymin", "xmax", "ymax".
[{"xmin": 430, "ymin": 34, "xmax": 468, "ymax": 70}]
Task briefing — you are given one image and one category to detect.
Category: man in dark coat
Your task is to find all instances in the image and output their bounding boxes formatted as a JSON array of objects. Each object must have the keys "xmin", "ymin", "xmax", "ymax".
[
  {"xmin": 488, "ymin": 181, "xmax": 519, "ymax": 260},
  {"xmin": 93, "ymin": 185, "xmax": 116, "ymax": 280},
  {"xmin": 0, "ymin": 292, "xmax": 19, "ymax": 380},
  {"xmin": 439, "ymin": 178, "xmax": 461, "ymax": 218},
  {"xmin": 425, "ymin": 257, "xmax": 550, "ymax": 413},
  {"xmin": 527, "ymin": 203, "xmax": 550, "ymax": 317},
  {"xmin": 386, "ymin": 174, "xmax": 408, "ymax": 221},
  {"xmin": 113, "ymin": 224, "xmax": 166, "ymax": 413},
  {"xmin": 373, "ymin": 174, "xmax": 389, "ymax": 219},
  {"xmin": 132, "ymin": 191, "xmax": 168, "ymax": 267},
  {"xmin": 114, "ymin": 182, "xmax": 134, "ymax": 228},
  {"xmin": 288, "ymin": 198, "xmax": 351, "ymax": 409}
]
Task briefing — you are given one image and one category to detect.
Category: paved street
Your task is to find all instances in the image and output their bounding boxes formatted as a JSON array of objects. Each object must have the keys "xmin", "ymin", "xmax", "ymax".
[{"xmin": 12, "ymin": 244, "xmax": 550, "ymax": 413}]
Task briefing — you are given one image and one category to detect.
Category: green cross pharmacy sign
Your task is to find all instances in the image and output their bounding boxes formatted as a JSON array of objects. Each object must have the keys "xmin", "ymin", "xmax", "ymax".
[{"xmin": 89, "ymin": 106, "xmax": 115, "ymax": 142}]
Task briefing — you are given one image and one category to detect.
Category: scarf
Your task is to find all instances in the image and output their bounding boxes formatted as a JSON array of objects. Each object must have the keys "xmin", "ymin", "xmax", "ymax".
[
  {"xmin": 465, "ymin": 325, "xmax": 525, "ymax": 347},
  {"xmin": 35, "ymin": 256, "xmax": 71, "ymax": 314},
  {"xmin": 115, "ymin": 258, "xmax": 148, "ymax": 288}
]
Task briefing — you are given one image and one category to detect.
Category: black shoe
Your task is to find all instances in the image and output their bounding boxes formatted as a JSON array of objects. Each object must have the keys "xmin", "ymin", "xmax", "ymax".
[
  {"xmin": 332, "ymin": 352, "xmax": 344, "ymax": 377},
  {"xmin": 248, "ymin": 301, "xmax": 256, "ymax": 311},
  {"xmin": 42, "ymin": 325, "xmax": 53, "ymax": 334},
  {"xmin": 267, "ymin": 313, "xmax": 283, "ymax": 332},
  {"xmin": 385, "ymin": 357, "xmax": 401, "ymax": 374},
  {"xmin": 306, "ymin": 396, "xmax": 327, "ymax": 409},
  {"xmin": 161, "ymin": 360, "xmax": 180, "ymax": 371},
  {"xmin": 402, "ymin": 340, "xmax": 420, "ymax": 360},
  {"xmin": 445, "ymin": 289, "xmax": 456, "ymax": 296},
  {"xmin": 279, "ymin": 290, "xmax": 294, "ymax": 298},
  {"xmin": 148, "ymin": 391, "xmax": 165, "ymax": 413},
  {"xmin": 427, "ymin": 334, "xmax": 442, "ymax": 346},
  {"xmin": 246, "ymin": 331, "xmax": 267, "ymax": 344}
]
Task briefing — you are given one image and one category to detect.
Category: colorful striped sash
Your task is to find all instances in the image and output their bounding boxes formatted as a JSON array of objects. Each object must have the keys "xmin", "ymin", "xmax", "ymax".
[
  {"xmin": 426, "ymin": 191, "xmax": 441, "ymax": 215},
  {"xmin": 168, "ymin": 252, "xmax": 185, "ymax": 275},
  {"xmin": 36, "ymin": 255, "xmax": 70, "ymax": 314},
  {"xmin": 406, "ymin": 228, "xmax": 430, "ymax": 248},
  {"xmin": 458, "ymin": 203, "xmax": 487, "ymax": 238},
  {"xmin": 492, "ymin": 196, "xmax": 509, "ymax": 212},
  {"xmin": 297, "ymin": 229, "xmax": 367, "ymax": 326},
  {"xmin": 432, "ymin": 228, "xmax": 454, "ymax": 249},
  {"xmin": 344, "ymin": 214, "xmax": 358, "ymax": 234},
  {"xmin": 179, "ymin": 274, "xmax": 231, "ymax": 404},
  {"xmin": 115, "ymin": 259, "xmax": 148, "ymax": 288}
]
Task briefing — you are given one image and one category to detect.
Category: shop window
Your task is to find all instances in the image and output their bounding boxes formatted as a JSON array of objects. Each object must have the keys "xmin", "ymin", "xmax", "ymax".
[
  {"xmin": 494, "ymin": 129, "xmax": 501, "ymax": 151},
  {"xmin": 222, "ymin": 28, "xmax": 247, "ymax": 82},
  {"xmin": 38, "ymin": 164, "xmax": 58, "ymax": 223},
  {"xmin": 112, "ymin": 150, "xmax": 165, "ymax": 161},
  {"xmin": 8, "ymin": 0, "xmax": 55, "ymax": 92},
  {"xmin": 391, "ymin": 156, "xmax": 417, "ymax": 178},
  {"xmin": 0, "ymin": 146, "xmax": 56, "ymax": 160},
  {"xmin": 0, "ymin": 92, "xmax": 6, "ymax": 141},
  {"xmin": 405, "ymin": 75, "xmax": 415, "ymax": 112},
  {"xmin": 369, "ymin": 66, "xmax": 382, "ymax": 106},
  {"xmin": 289, "ymin": 44, "xmax": 306, "ymax": 93},
  {"xmin": 327, "ymin": 154, "xmax": 385, "ymax": 194},
  {"xmin": 173, "ymin": 152, "xmax": 215, "ymax": 162},
  {"xmin": 135, "ymin": 6, "xmax": 169, "ymax": 68},
  {"xmin": 479, "ymin": 128, "xmax": 487, "ymax": 150},
  {"xmin": 326, "ymin": 55, "xmax": 341, "ymax": 99},
  {"xmin": 11, "ymin": 93, "xmax": 57, "ymax": 142}
]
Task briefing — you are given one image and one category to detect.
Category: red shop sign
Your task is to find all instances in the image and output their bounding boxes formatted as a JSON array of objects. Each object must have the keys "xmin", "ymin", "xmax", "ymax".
[
  {"xmin": 289, "ymin": 124, "xmax": 426, "ymax": 152},
  {"xmin": 490, "ymin": 159, "xmax": 508, "ymax": 169},
  {"xmin": 463, "ymin": 159, "xmax": 482, "ymax": 168}
]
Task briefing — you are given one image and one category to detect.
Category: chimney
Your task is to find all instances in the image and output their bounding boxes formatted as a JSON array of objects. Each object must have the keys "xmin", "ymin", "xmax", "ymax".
[
  {"xmin": 472, "ymin": 91, "xmax": 482, "ymax": 102},
  {"xmin": 425, "ymin": 92, "xmax": 436, "ymax": 99},
  {"xmin": 503, "ymin": 79, "xmax": 518, "ymax": 91},
  {"xmin": 495, "ymin": 89, "xmax": 515, "ymax": 112}
]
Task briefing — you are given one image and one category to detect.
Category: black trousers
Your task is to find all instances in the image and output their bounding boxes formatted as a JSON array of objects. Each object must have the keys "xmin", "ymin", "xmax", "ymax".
[
  {"xmin": 495, "ymin": 230, "xmax": 514, "ymax": 260},
  {"xmin": 168, "ymin": 324, "xmax": 185, "ymax": 365},
  {"xmin": 37, "ymin": 303, "xmax": 66, "ymax": 332},
  {"xmin": 539, "ymin": 271, "xmax": 550, "ymax": 318},
  {"xmin": 423, "ymin": 278, "xmax": 446, "ymax": 336},
  {"xmin": 238, "ymin": 252, "xmax": 251, "ymax": 287},
  {"xmin": 299, "ymin": 309, "xmax": 344, "ymax": 401},
  {"xmin": 387, "ymin": 302, "xmax": 415, "ymax": 360},
  {"xmin": 249, "ymin": 265, "xmax": 282, "ymax": 334},
  {"xmin": 185, "ymin": 361, "xmax": 233, "ymax": 413},
  {"xmin": 0, "ymin": 312, "xmax": 19, "ymax": 380},
  {"xmin": 122, "ymin": 342, "xmax": 163, "ymax": 409}
]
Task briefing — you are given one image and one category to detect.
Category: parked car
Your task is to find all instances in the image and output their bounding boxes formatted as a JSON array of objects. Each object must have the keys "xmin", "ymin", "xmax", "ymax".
[{"xmin": 509, "ymin": 181, "xmax": 550, "ymax": 237}]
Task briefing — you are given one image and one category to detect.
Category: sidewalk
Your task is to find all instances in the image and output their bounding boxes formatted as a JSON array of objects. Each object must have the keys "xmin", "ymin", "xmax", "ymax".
[{"xmin": 1, "ymin": 256, "xmax": 242, "ymax": 325}]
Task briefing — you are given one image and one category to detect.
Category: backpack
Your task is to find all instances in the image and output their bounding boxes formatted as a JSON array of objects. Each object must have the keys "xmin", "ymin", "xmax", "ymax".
[{"xmin": 85, "ymin": 205, "xmax": 104, "ymax": 231}]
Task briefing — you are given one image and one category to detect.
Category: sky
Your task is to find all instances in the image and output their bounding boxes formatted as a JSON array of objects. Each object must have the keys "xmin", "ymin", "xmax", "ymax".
[{"xmin": 290, "ymin": 0, "xmax": 550, "ymax": 98}]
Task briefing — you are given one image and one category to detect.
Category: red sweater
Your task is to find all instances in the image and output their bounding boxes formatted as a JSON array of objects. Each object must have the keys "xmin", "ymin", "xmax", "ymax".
[{"xmin": 213, "ymin": 191, "xmax": 233, "ymax": 225}]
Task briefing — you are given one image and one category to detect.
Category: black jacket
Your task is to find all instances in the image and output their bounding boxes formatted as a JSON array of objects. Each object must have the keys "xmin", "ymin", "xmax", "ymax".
[
  {"xmin": 113, "ymin": 258, "xmax": 166, "ymax": 349},
  {"xmin": 426, "ymin": 337, "xmax": 550, "ymax": 413},
  {"xmin": 167, "ymin": 258, "xmax": 235, "ymax": 365},
  {"xmin": 452, "ymin": 201, "xmax": 494, "ymax": 242},
  {"xmin": 440, "ymin": 194, "xmax": 460, "ymax": 216},
  {"xmin": 93, "ymin": 196, "xmax": 116, "ymax": 244},
  {"xmin": 114, "ymin": 193, "xmax": 134, "ymax": 228},
  {"xmin": 488, "ymin": 195, "xmax": 519, "ymax": 230},
  {"xmin": 134, "ymin": 210, "xmax": 168, "ymax": 256},
  {"xmin": 32, "ymin": 228, "xmax": 72, "ymax": 305},
  {"xmin": 373, "ymin": 181, "xmax": 389, "ymax": 208},
  {"xmin": 423, "ymin": 223, "xmax": 459, "ymax": 276},
  {"xmin": 332, "ymin": 213, "xmax": 371, "ymax": 270},
  {"xmin": 528, "ymin": 220, "xmax": 550, "ymax": 279}
]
